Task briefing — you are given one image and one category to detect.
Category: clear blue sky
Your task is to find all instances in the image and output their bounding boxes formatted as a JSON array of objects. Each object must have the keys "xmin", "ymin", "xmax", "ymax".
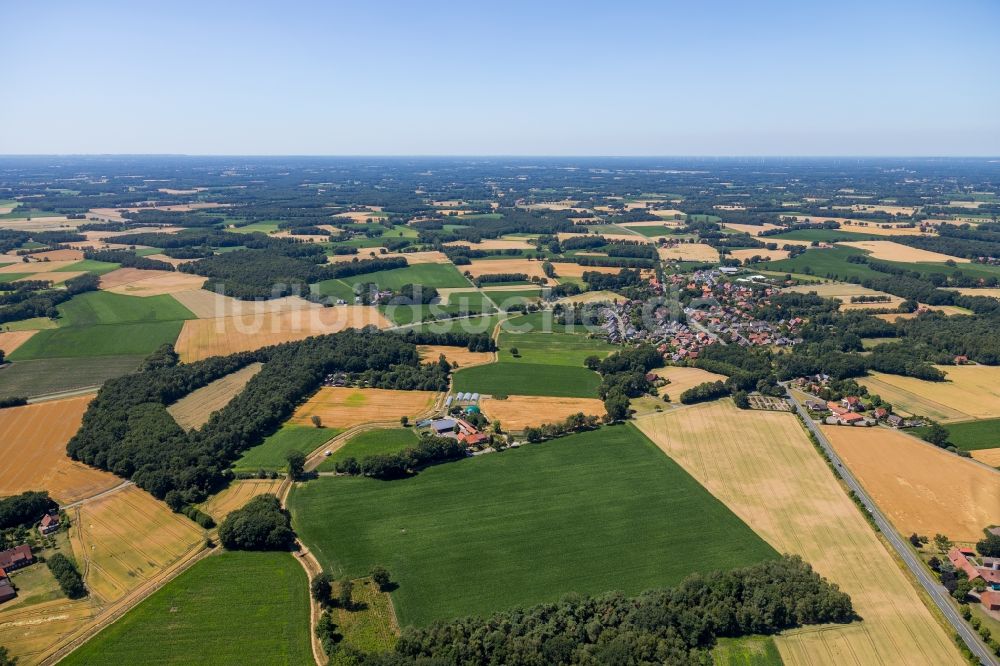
[{"xmin": 2, "ymin": 0, "xmax": 998, "ymax": 155}]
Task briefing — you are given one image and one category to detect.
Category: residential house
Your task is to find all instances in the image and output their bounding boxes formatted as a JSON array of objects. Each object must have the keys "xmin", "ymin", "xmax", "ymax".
[
  {"xmin": 38, "ymin": 513, "xmax": 60, "ymax": 536},
  {"xmin": 841, "ymin": 396, "xmax": 862, "ymax": 412},
  {"xmin": 886, "ymin": 414, "xmax": 905, "ymax": 428},
  {"xmin": 0, "ymin": 570, "xmax": 15, "ymax": 604},
  {"xmin": 873, "ymin": 407, "xmax": 888, "ymax": 420}
]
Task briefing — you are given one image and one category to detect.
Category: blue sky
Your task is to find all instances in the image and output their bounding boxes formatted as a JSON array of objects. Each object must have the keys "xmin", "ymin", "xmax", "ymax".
[{"xmin": 1, "ymin": 0, "xmax": 998, "ymax": 155}]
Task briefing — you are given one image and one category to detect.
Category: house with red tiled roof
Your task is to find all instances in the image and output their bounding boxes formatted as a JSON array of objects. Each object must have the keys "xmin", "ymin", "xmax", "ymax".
[
  {"xmin": 948, "ymin": 547, "xmax": 982, "ymax": 582},
  {"xmin": 982, "ymin": 590, "xmax": 1000, "ymax": 612},
  {"xmin": 0, "ymin": 545, "xmax": 32, "ymax": 572},
  {"xmin": 841, "ymin": 396, "xmax": 862, "ymax": 412}
]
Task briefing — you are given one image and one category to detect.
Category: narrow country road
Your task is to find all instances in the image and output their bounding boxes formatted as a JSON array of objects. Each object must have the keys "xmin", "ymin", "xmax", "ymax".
[{"xmin": 785, "ymin": 388, "xmax": 997, "ymax": 666}]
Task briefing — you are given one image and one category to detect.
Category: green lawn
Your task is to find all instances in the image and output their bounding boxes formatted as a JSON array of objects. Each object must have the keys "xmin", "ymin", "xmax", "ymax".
[
  {"xmin": 9, "ymin": 321, "xmax": 186, "ymax": 360},
  {"xmin": 452, "ymin": 361, "xmax": 601, "ymax": 397},
  {"xmin": 712, "ymin": 636, "xmax": 784, "ymax": 665},
  {"xmin": 61, "ymin": 552, "xmax": 311, "ymax": 666},
  {"xmin": 289, "ymin": 424, "xmax": 778, "ymax": 627},
  {"xmin": 0, "ymin": 356, "xmax": 143, "ymax": 398},
  {"xmin": 56, "ymin": 291, "xmax": 195, "ymax": 326},
  {"xmin": 911, "ymin": 417, "xmax": 1000, "ymax": 452},
  {"xmin": 317, "ymin": 428, "xmax": 419, "ymax": 471},
  {"xmin": 234, "ymin": 424, "xmax": 341, "ymax": 472}
]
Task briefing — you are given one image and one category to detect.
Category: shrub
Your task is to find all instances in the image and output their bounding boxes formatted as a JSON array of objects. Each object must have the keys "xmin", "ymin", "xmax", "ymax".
[
  {"xmin": 218, "ymin": 495, "xmax": 296, "ymax": 551},
  {"xmin": 47, "ymin": 553, "xmax": 86, "ymax": 599}
]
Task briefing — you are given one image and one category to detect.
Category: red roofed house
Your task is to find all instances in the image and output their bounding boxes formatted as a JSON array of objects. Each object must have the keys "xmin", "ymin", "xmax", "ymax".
[
  {"xmin": 38, "ymin": 513, "xmax": 60, "ymax": 536},
  {"xmin": 0, "ymin": 545, "xmax": 33, "ymax": 573},
  {"xmin": 839, "ymin": 412, "xmax": 864, "ymax": 425},
  {"xmin": 841, "ymin": 396, "xmax": 862, "ymax": 412},
  {"xmin": 873, "ymin": 407, "xmax": 888, "ymax": 420},
  {"xmin": 948, "ymin": 547, "xmax": 982, "ymax": 582},
  {"xmin": 982, "ymin": 590, "xmax": 1000, "ymax": 612}
]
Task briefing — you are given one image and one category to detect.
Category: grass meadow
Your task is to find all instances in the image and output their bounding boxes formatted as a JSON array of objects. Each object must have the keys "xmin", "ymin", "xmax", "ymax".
[
  {"xmin": 0, "ymin": 355, "xmax": 143, "ymax": 397},
  {"xmin": 289, "ymin": 424, "xmax": 777, "ymax": 627},
  {"xmin": 452, "ymin": 361, "xmax": 601, "ymax": 397},
  {"xmin": 61, "ymin": 551, "xmax": 311, "ymax": 666},
  {"xmin": 317, "ymin": 427, "xmax": 418, "ymax": 471},
  {"xmin": 912, "ymin": 417, "xmax": 1000, "ymax": 451}
]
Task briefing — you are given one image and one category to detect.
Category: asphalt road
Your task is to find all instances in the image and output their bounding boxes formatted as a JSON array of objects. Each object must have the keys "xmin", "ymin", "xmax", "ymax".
[{"xmin": 785, "ymin": 389, "xmax": 997, "ymax": 666}]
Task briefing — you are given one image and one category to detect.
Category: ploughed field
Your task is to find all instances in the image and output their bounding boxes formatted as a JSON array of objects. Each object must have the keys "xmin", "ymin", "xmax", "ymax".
[{"xmin": 288, "ymin": 424, "xmax": 777, "ymax": 627}]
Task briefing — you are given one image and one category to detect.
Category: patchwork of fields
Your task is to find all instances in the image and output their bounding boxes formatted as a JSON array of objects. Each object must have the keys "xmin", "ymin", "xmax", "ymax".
[{"xmin": 289, "ymin": 424, "xmax": 778, "ymax": 627}]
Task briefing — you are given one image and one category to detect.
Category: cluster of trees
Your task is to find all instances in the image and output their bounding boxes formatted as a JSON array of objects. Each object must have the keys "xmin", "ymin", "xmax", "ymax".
[
  {"xmin": 217, "ymin": 495, "xmax": 295, "ymax": 551},
  {"xmin": 473, "ymin": 273, "xmax": 529, "ymax": 286},
  {"xmin": 680, "ymin": 380, "xmax": 731, "ymax": 404},
  {"xmin": 67, "ymin": 330, "xmax": 442, "ymax": 504},
  {"xmin": 574, "ymin": 255, "xmax": 656, "ymax": 269},
  {"xmin": 353, "ymin": 556, "xmax": 852, "ymax": 665},
  {"xmin": 47, "ymin": 553, "xmax": 86, "ymax": 599},
  {"xmin": 583, "ymin": 267, "xmax": 644, "ymax": 291},
  {"xmin": 893, "ymin": 223, "xmax": 1000, "ymax": 260},
  {"xmin": 522, "ymin": 412, "xmax": 602, "ymax": 443},
  {"xmin": 0, "ymin": 396, "xmax": 27, "ymax": 409},
  {"xmin": 332, "ymin": 435, "xmax": 467, "ymax": 479},
  {"xmin": 591, "ymin": 346, "xmax": 662, "ymax": 420},
  {"xmin": 0, "ymin": 491, "xmax": 58, "ymax": 530},
  {"xmin": 0, "ymin": 273, "xmax": 98, "ymax": 324},
  {"xmin": 395, "ymin": 330, "xmax": 497, "ymax": 353},
  {"xmin": 865, "ymin": 343, "xmax": 945, "ymax": 381},
  {"xmin": 605, "ymin": 243, "xmax": 658, "ymax": 259}
]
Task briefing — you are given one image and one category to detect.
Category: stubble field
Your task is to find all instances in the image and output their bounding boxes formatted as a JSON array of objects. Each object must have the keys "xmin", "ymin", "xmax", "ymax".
[
  {"xmin": 479, "ymin": 395, "xmax": 606, "ymax": 430},
  {"xmin": 290, "ymin": 387, "xmax": 437, "ymax": 428},
  {"xmin": 0, "ymin": 396, "xmax": 120, "ymax": 504},
  {"xmin": 636, "ymin": 400, "xmax": 961, "ymax": 666},
  {"xmin": 859, "ymin": 366, "xmax": 1000, "ymax": 422},
  {"xmin": 416, "ymin": 344, "xmax": 493, "ymax": 368},
  {"xmin": 166, "ymin": 362, "xmax": 263, "ymax": 430},
  {"xmin": 198, "ymin": 479, "xmax": 285, "ymax": 522},
  {"xmin": 821, "ymin": 425, "xmax": 1000, "ymax": 542}
]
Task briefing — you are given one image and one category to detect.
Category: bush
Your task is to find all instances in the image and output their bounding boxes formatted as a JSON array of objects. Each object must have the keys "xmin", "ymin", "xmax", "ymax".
[
  {"xmin": 370, "ymin": 565, "xmax": 391, "ymax": 591},
  {"xmin": 218, "ymin": 495, "xmax": 296, "ymax": 551},
  {"xmin": 47, "ymin": 553, "xmax": 86, "ymax": 599},
  {"xmin": 311, "ymin": 572, "xmax": 332, "ymax": 604}
]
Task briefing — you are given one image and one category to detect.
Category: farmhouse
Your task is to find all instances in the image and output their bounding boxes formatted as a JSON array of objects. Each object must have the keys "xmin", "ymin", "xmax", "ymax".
[
  {"xmin": 0, "ymin": 544, "xmax": 33, "ymax": 572},
  {"xmin": 38, "ymin": 513, "xmax": 60, "ymax": 536},
  {"xmin": 886, "ymin": 414, "xmax": 905, "ymax": 428},
  {"xmin": 0, "ymin": 570, "xmax": 15, "ymax": 604},
  {"xmin": 430, "ymin": 418, "xmax": 457, "ymax": 435}
]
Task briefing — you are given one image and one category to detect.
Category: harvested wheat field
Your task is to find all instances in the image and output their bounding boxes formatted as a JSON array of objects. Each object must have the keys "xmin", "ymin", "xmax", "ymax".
[
  {"xmin": 849, "ymin": 204, "xmax": 918, "ymax": 217},
  {"xmin": 0, "ymin": 596, "xmax": 99, "ymax": 666},
  {"xmin": 655, "ymin": 366, "xmax": 728, "ymax": 398},
  {"xmin": 444, "ymin": 238, "xmax": 534, "ymax": 251},
  {"xmin": 290, "ymin": 387, "xmax": 437, "ymax": 428},
  {"xmin": 199, "ymin": 479, "xmax": 285, "ymax": 522},
  {"xmin": 135, "ymin": 254, "xmax": 191, "ymax": 267},
  {"xmin": 947, "ymin": 287, "xmax": 1000, "ymax": 299},
  {"xmin": 782, "ymin": 216, "xmax": 928, "ymax": 236},
  {"xmin": 0, "ymin": 217, "xmax": 86, "ymax": 232},
  {"xmin": 0, "ymin": 260, "xmax": 81, "ymax": 274},
  {"xmin": 840, "ymin": 240, "xmax": 966, "ymax": 263},
  {"xmin": 729, "ymin": 248, "xmax": 790, "ymax": 262},
  {"xmin": 417, "ymin": 345, "xmax": 493, "ymax": 368},
  {"xmin": 0, "ymin": 396, "xmax": 120, "ymax": 504},
  {"xmin": 167, "ymin": 362, "xmax": 263, "ymax": 430},
  {"xmin": 383, "ymin": 250, "xmax": 450, "ymax": 264},
  {"xmin": 174, "ymin": 306, "xmax": 390, "ymax": 361},
  {"xmin": 784, "ymin": 282, "xmax": 903, "ymax": 310},
  {"xmin": 69, "ymin": 485, "xmax": 204, "ymax": 604},
  {"xmin": 333, "ymin": 210, "xmax": 383, "ymax": 223},
  {"xmin": 555, "ymin": 290, "xmax": 625, "ymax": 305},
  {"xmin": 822, "ymin": 425, "xmax": 999, "ymax": 542},
  {"xmin": 657, "ymin": 243, "xmax": 720, "ymax": 262},
  {"xmin": 972, "ymin": 448, "xmax": 1000, "ymax": 467},
  {"xmin": 479, "ymin": 395, "xmax": 605, "ymax": 430},
  {"xmin": 171, "ymin": 289, "xmax": 320, "ymax": 319},
  {"xmin": 13, "ymin": 271, "xmax": 86, "ymax": 285},
  {"xmin": 99, "ymin": 267, "xmax": 205, "ymax": 293},
  {"xmin": 465, "ymin": 257, "xmax": 549, "ymax": 280},
  {"xmin": 0, "ymin": 330, "xmax": 38, "ymax": 354},
  {"xmin": 720, "ymin": 222, "xmax": 782, "ymax": 235},
  {"xmin": 547, "ymin": 262, "xmax": 622, "ymax": 278},
  {"xmin": 860, "ymin": 366, "xmax": 1000, "ymax": 422},
  {"xmin": 636, "ymin": 401, "xmax": 961, "ymax": 666},
  {"xmin": 30, "ymin": 249, "xmax": 84, "ymax": 261}
]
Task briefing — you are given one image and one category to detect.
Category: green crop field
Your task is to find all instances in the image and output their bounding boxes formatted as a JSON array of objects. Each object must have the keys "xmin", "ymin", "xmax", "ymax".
[
  {"xmin": 9, "ymin": 321, "xmax": 186, "ymax": 360},
  {"xmin": 621, "ymin": 224, "xmax": 677, "ymax": 237},
  {"xmin": 712, "ymin": 636, "xmax": 784, "ymax": 665},
  {"xmin": 0, "ymin": 273, "xmax": 30, "ymax": 283},
  {"xmin": 226, "ymin": 221, "xmax": 280, "ymax": 233},
  {"xmin": 315, "ymin": 263, "xmax": 470, "ymax": 297},
  {"xmin": 317, "ymin": 427, "xmax": 419, "ymax": 471},
  {"xmin": 498, "ymin": 330, "xmax": 615, "ymax": 366},
  {"xmin": 234, "ymin": 424, "xmax": 341, "ymax": 472},
  {"xmin": 759, "ymin": 246, "xmax": 881, "ymax": 280},
  {"xmin": 482, "ymin": 288, "xmax": 543, "ymax": 306},
  {"xmin": 289, "ymin": 424, "xmax": 777, "ymax": 627},
  {"xmin": 402, "ymin": 313, "xmax": 502, "ymax": 334},
  {"xmin": 61, "ymin": 552, "xmax": 311, "ymax": 666},
  {"xmin": 57, "ymin": 291, "xmax": 195, "ymax": 326},
  {"xmin": 768, "ymin": 228, "xmax": 881, "ymax": 242},
  {"xmin": 380, "ymin": 291, "xmax": 494, "ymax": 326},
  {"xmin": 911, "ymin": 417, "xmax": 1000, "ymax": 451},
  {"xmin": 453, "ymin": 361, "xmax": 601, "ymax": 397},
  {"xmin": 57, "ymin": 259, "xmax": 121, "ymax": 274},
  {"xmin": 0, "ymin": 356, "xmax": 142, "ymax": 398}
]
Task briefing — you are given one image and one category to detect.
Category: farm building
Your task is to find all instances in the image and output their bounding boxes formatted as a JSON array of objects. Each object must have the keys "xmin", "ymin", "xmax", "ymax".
[
  {"xmin": 0, "ymin": 570, "xmax": 15, "ymax": 604},
  {"xmin": 430, "ymin": 418, "xmax": 457, "ymax": 435},
  {"xmin": 805, "ymin": 400, "xmax": 828, "ymax": 412},
  {"xmin": 0, "ymin": 544, "xmax": 33, "ymax": 572},
  {"xmin": 886, "ymin": 414, "xmax": 905, "ymax": 428}
]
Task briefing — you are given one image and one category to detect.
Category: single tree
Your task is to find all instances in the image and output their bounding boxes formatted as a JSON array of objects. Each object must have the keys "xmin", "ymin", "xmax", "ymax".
[
  {"xmin": 311, "ymin": 572, "xmax": 332, "ymax": 604},
  {"xmin": 922, "ymin": 423, "xmax": 950, "ymax": 447},
  {"xmin": 509, "ymin": 347, "xmax": 519, "ymax": 358},
  {"xmin": 286, "ymin": 450, "xmax": 306, "ymax": 480},
  {"xmin": 370, "ymin": 565, "xmax": 391, "ymax": 591},
  {"xmin": 933, "ymin": 533, "xmax": 953, "ymax": 554},
  {"xmin": 400, "ymin": 415, "xmax": 409, "ymax": 427},
  {"xmin": 338, "ymin": 577, "xmax": 353, "ymax": 610},
  {"xmin": 310, "ymin": 414, "xmax": 323, "ymax": 428},
  {"xmin": 0, "ymin": 645, "xmax": 17, "ymax": 666}
]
